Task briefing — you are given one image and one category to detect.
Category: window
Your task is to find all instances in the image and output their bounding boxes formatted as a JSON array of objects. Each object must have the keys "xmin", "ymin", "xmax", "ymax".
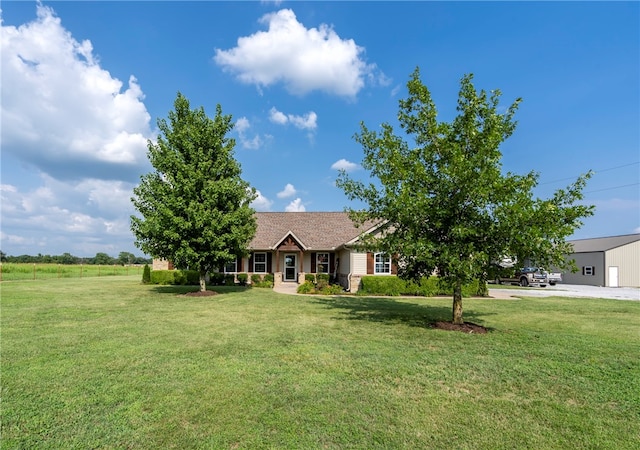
[
  {"xmin": 253, "ymin": 252, "xmax": 267, "ymax": 273},
  {"xmin": 583, "ymin": 266, "xmax": 595, "ymax": 276},
  {"xmin": 316, "ymin": 253, "xmax": 329, "ymax": 273},
  {"xmin": 375, "ymin": 252, "xmax": 391, "ymax": 274},
  {"xmin": 224, "ymin": 260, "xmax": 237, "ymax": 274}
]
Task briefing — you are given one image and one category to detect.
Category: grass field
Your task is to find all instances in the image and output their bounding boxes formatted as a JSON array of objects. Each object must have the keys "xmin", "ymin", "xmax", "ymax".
[
  {"xmin": 0, "ymin": 263, "xmax": 144, "ymax": 281},
  {"xmin": 2, "ymin": 277, "xmax": 639, "ymax": 449}
]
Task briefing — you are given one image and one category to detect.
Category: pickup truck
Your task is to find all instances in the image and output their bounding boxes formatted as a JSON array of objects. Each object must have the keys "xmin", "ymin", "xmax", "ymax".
[
  {"xmin": 496, "ymin": 267, "xmax": 548, "ymax": 287},
  {"xmin": 545, "ymin": 270, "xmax": 562, "ymax": 286}
]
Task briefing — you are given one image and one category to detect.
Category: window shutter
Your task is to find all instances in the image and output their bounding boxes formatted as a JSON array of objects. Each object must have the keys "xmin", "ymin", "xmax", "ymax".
[
  {"xmin": 238, "ymin": 257, "xmax": 243, "ymax": 272},
  {"xmin": 249, "ymin": 253, "xmax": 254, "ymax": 271},
  {"xmin": 311, "ymin": 253, "xmax": 316, "ymax": 273},
  {"xmin": 267, "ymin": 253, "xmax": 272, "ymax": 273},
  {"xmin": 367, "ymin": 252, "xmax": 374, "ymax": 274},
  {"xmin": 330, "ymin": 253, "xmax": 335, "ymax": 274}
]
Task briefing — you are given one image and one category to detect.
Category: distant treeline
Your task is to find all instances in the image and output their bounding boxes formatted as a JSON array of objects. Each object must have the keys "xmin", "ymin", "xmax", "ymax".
[{"xmin": 0, "ymin": 251, "xmax": 151, "ymax": 266}]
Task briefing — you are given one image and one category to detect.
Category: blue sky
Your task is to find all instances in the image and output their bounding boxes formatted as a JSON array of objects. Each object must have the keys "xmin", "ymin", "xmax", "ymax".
[{"xmin": 1, "ymin": 1, "xmax": 638, "ymax": 258}]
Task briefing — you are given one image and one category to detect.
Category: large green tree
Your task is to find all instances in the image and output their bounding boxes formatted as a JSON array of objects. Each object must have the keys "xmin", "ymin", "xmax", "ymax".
[
  {"xmin": 338, "ymin": 68, "xmax": 593, "ymax": 324},
  {"xmin": 131, "ymin": 93, "xmax": 257, "ymax": 292}
]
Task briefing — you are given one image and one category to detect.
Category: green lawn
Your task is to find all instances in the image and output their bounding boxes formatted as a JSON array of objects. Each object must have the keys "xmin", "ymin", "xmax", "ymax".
[{"xmin": 2, "ymin": 277, "xmax": 639, "ymax": 449}]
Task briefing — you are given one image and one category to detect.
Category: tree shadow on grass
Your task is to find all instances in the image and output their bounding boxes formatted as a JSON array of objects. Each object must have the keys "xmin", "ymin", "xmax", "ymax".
[
  {"xmin": 150, "ymin": 285, "xmax": 251, "ymax": 296},
  {"xmin": 311, "ymin": 296, "xmax": 495, "ymax": 330}
]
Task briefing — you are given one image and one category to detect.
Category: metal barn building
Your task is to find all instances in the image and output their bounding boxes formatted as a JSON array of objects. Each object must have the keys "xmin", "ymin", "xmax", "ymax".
[{"xmin": 563, "ymin": 234, "xmax": 640, "ymax": 287}]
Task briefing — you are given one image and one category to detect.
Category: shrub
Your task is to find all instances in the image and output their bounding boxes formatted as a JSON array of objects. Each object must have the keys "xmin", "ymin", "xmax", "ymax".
[
  {"xmin": 359, "ymin": 276, "xmax": 408, "ymax": 296},
  {"xmin": 251, "ymin": 274, "xmax": 263, "ymax": 285},
  {"xmin": 253, "ymin": 273, "xmax": 274, "ymax": 288},
  {"xmin": 305, "ymin": 273, "xmax": 316, "ymax": 283},
  {"xmin": 304, "ymin": 273, "xmax": 316, "ymax": 283},
  {"xmin": 210, "ymin": 272, "xmax": 225, "ymax": 286},
  {"xmin": 358, "ymin": 276, "xmax": 484, "ymax": 297},
  {"xmin": 319, "ymin": 284, "xmax": 343, "ymax": 295},
  {"xmin": 224, "ymin": 274, "xmax": 236, "ymax": 286},
  {"xmin": 237, "ymin": 273, "xmax": 249, "ymax": 286},
  {"xmin": 173, "ymin": 271, "xmax": 187, "ymax": 285},
  {"xmin": 316, "ymin": 273, "xmax": 330, "ymax": 284},
  {"xmin": 150, "ymin": 270, "xmax": 176, "ymax": 285},
  {"xmin": 297, "ymin": 281, "xmax": 316, "ymax": 294},
  {"xmin": 142, "ymin": 264, "xmax": 151, "ymax": 284},
  {"xmin": 183, "ymin": 270, "xmax": 200, "ymax": 285}
]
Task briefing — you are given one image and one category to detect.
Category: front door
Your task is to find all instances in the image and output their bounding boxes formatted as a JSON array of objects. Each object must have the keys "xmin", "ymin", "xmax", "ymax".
[{"xmin": 284, "ymin": 254, "xmax": 297, "ymax": 282}]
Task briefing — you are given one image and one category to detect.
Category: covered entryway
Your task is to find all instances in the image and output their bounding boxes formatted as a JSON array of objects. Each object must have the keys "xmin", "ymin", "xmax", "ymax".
[
  {"xmin": 273, "ymin": 232, "xmax": 306, "ymax": 286},
  {"xmin": 284, "ymin": 254, "xmax": 297, "ymax": 282}
]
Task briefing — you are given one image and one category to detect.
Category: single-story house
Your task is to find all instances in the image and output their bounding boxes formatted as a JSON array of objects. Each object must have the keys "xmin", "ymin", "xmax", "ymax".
[
  {"xmin": 154, "ymin": 212, "xmax": 394, "ymax": 292},
  {"xmin": 562, "ymin": 233, "xmax": 640, "ymax": 287}
]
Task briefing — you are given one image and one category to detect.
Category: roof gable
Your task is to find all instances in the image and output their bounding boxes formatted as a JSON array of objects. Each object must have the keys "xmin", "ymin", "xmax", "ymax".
[{"xmin": 249, "ymin": 212, "xmax": 377, "ymax": 250}]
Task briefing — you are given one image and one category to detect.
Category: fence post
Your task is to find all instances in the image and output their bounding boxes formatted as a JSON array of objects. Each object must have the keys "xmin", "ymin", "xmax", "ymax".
[{"xmin": 80, "ymin": 264, "xmax": 83, "ymax": 278}]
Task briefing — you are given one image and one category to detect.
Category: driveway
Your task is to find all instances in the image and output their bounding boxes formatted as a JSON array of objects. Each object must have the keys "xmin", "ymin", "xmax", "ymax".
[{"xmin": 489, "ymin": 284, "xmax": 640, "ymax": 301}]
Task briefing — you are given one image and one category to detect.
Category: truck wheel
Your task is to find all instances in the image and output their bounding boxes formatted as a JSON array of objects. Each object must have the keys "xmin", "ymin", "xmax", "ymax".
[{"xmin": 520, "ymin": 277, "xmax": 529, "ymax": 287}]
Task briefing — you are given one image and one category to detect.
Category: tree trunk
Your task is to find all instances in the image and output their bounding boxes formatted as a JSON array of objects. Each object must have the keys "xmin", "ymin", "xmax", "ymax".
[
  {"xmin": 452, "ymin": 280, "xmax": 463, "ymax": 324},
  {"xmin": 199, "ymin": 272, "xmax": 207, "ymax": 292}
]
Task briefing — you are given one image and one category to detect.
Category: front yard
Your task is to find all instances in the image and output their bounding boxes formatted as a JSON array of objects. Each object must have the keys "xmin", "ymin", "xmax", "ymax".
[{"xmin": 2, "ymin": 277, "xmax": 639, "ymax": 448}]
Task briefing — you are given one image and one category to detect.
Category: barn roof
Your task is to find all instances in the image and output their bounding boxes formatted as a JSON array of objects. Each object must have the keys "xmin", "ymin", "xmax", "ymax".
[{"xmin": 568, "ymin": 233, "xmax": 640, "ymax": 253}]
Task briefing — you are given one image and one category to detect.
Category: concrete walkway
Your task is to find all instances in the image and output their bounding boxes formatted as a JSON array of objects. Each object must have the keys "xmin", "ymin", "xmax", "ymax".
[{"xmin": 273, "ymin": 282, "xmax": 301, "ymax": 295}]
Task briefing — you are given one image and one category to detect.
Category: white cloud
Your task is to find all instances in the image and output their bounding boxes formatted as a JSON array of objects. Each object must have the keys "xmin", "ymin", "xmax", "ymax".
[
  {"xmin": 289, "ymin": 111, "xmax": 317, "ymax": 131},
  {"xmin": 285, "ymin": 198, "xmax": 305, "ymax": 212},
  {"xmin": 235, "ymin": 117, "xmax": 251, "ymax": 133},
  {"xmin": 251, "ymin": 190, "xmax": 273, "ymax": 211},
  {"xmin": 277, "ymin": 183, "xmax": 297, "ymax": 199},
  {"xmin": 0, "ymin": 177, "xmax": 139, "ymax": 256},
  {"xmin": 390, "ymin": 84, "xmax": 402, "ymax": 97},
  {"xmin": 268, "ymin": 108, "xmax": 288, "ymax": 125},
  {"xmin": 634, "ymin": 226, "xmax": 640, "ymax": 233},
  {"xmin": 235, "ymin": 116, "xmax": 264, "ymax": 150},
  {"xmin": 214, "ymin": 8, "xmax": 385, "ymax": 98},
  {"xmin": 0, "ymin": 4, "xmax": 154, "ymax": 182},
  {"xmin": 331, "ymin": 159, "xmax": 360, "ymax": 172},
  {"xmin": 269, "ymin": 107, "xmax": 317, "ymax": 131}
]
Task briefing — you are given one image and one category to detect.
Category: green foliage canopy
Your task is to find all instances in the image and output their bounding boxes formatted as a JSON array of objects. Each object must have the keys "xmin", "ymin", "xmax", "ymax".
[
  {"xmin": 131, "ymin": 93, "xmax": 257, "ymax": 291},
  {"xmin": 338, "ymin": 68, "xmax": 594, "ymax": 323}
]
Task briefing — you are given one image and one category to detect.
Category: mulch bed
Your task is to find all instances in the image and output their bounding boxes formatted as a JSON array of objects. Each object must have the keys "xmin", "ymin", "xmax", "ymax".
[
  {"xmin": 432, "ymin": 321, "xmax": 488, "ymax": 334},
  {"xmin": 183, "ymin": 290, "xmax": 218, "ymax": 297}
]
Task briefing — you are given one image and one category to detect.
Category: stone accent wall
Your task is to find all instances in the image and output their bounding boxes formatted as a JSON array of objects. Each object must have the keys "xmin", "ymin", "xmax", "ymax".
[
  {"xmin": 348, "ymin": 274, "xmax": 363, "ymax": 293},
  {"xmin": 273, "ymin": 272, "xmax": 284, "ymax": 288}
]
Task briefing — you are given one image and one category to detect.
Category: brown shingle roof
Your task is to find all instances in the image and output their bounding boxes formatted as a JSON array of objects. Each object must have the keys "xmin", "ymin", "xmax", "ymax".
[{"xmin": 249, "ymin": 212, "xmax": 377, "ymax": 250}]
